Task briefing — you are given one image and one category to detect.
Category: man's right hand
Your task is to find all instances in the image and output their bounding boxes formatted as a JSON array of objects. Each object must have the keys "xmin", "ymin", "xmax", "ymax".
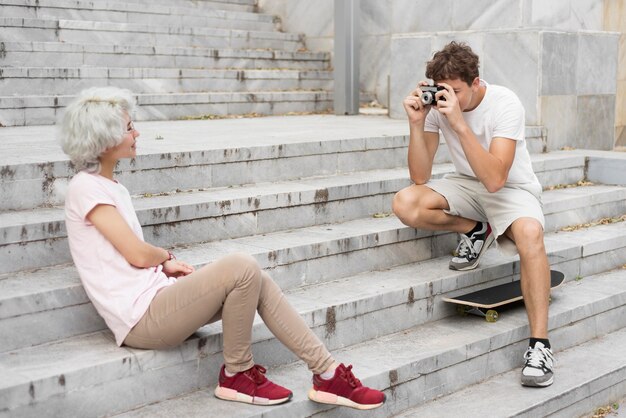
[{"xmin": 403, "ymin": 81, "xmax": 432, "ymax": 126}]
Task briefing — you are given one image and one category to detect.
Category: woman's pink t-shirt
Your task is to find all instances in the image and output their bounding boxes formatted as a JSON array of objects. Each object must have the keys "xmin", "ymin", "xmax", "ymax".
[{"xmin": 64, "ymin": 171, "xmax": 175, "ymax": 346}]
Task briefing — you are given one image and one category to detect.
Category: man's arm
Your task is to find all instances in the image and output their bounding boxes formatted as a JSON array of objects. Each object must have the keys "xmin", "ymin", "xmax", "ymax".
[
  {"xmin": 408, "ymin": 129, "xmax": 440, "ymax": 184},
  {"xmin": 403, "ymin": 82, "xmax": 440, "ymax": 184},
  {"xmin": 435, "ymin": 82, "xmax": 516, "ymax": 192},
  {"xmin": 455, "ymin": 128, "xmax": 516, "ymax": 192}
]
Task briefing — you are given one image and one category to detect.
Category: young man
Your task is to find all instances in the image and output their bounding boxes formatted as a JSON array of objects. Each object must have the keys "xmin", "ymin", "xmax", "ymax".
[{"xmin": 392, "ymin": 42, "xmax": 554, "ymax": 387}]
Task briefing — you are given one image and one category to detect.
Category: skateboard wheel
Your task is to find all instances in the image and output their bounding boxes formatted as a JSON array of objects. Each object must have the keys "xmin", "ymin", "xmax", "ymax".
[
  {"xmin": 485, "ymin": 310, "xmax": 499, "ymax": 322},
  {"xmin": 456, "ymin": 305, "xmax": 469, "ymax": 316}
]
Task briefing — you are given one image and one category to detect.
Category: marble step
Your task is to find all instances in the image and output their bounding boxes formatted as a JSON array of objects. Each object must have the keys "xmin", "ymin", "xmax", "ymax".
[
  {"xmin": 0, "ymin": 41, "xmax": 330, "ymax": 70},
  {"xmin": 0, "ymin": 216, "xmax": 452, "ymax": 352},
  {"xmin": 0, "ymin": 148, "xmax": 592, "ymax": 269},
  {"xmin": 112, "ymin": 0, "xmax": 258, "ymax": 13},
  {"xmin": 1, "ymin": 89, "xmax": 334, "ymax": 126},
  {"xmin": 393, "ymin": 327, "xmax": 626, "ymax": 418},
  {"xmin": 1, "ymin": 203, "xmax": 625, "ymax": 354},
  {"xmin": 0, "ymin": 115, "xmax": 563, "ymax": 211},
  {"xmin": 0, "ymin": 17, "xmax": 304, "ymax": 51},
  {"xmin": 1, "ymin": 174, "xmax": 623, "ymax": 275},
  {"xmin": 0, "ymin": 67, "xmax": 333, "ymax": 95},
  {"xmin": 0, "ymin": 115, "xmax": 409, "ymax": 210},
  {"xmin": 0, "ymin": 0, "xmax": 276, "ymax": 31},
  {"xmin": 3, "ymin": 264, "xmax": 625, "ymax": 418},
  {"xmin": 0, "ymin": 156, "xmax": 599, "ymax": 252}
]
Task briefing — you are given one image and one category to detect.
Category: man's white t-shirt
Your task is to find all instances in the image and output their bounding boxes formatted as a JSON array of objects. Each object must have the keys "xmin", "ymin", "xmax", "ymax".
[
  {"xmin": 65, "ymin": 171, "xmax": 175, "ymax": 346},
  {"xmin": 424, "ymin": 80, "xmax": 540, "ymax": 187}
]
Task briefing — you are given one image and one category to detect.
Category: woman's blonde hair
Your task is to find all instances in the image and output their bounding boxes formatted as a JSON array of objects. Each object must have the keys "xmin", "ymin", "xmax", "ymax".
[{"xmin": 59, "ymin": 87, "xmax": 135, "ymax": 172}]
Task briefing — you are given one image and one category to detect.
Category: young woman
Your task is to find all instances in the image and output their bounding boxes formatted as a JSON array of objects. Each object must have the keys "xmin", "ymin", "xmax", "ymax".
[{"xmin": 60, "ymin": 87, "xmax": 385, "ymax": 409}]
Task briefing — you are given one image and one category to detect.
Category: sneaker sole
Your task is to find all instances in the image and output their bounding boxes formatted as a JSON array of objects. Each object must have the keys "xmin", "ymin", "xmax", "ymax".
[
  {"xmin": 215, "ymin": 386, "xmax": 292, "ymax": 405},
  {"xmin": 308, "ymin": 388, "xmax": 385, "ymax": 410},
  {"xmin": 449, "ymin": 232, "xmax": 496, "ymax": 271},
  {"xmin": 521, "ymin": 375, "xmax": 554, "ymax": 387}
]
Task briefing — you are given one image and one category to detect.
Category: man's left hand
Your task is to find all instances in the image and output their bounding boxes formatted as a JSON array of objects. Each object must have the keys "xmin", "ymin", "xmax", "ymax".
[{"xmin": 435, "ymin": 82, "xmax": 466, "ymax": 132}]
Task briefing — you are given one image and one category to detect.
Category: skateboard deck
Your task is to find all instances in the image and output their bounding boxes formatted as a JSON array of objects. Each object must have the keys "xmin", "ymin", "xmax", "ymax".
[{"xmin": 442, "ymin": 270, "xmax": 565, "ymax": 322}]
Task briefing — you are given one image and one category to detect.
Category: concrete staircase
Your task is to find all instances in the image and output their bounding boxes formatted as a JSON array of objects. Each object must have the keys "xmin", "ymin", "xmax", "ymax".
[
  {"xmin": 2, "ymin": 1, "xmax": 626, "ymax": 416},
  {"xmin": 0, "ymin": 0, "xmax": 335, "ymax": 126},
  {"xmin": 1, "ymin": 113, "xmax": 625, "ymax": 417}
]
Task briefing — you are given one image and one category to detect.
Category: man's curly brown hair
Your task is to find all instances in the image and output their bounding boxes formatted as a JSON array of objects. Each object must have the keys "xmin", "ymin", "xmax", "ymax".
[{"xmin": 425, "ymin": 41, "xmax": 480, "ymax": 86}]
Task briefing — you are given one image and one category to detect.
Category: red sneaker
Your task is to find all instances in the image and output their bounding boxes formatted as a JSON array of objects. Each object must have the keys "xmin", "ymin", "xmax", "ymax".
[
  {"xmin": 308, "ymin": 363, "xmax": 386, "ymax": 410},
  {"xmin": 214, "ymin": 364, "xmax": 293, "ymax": 405}
]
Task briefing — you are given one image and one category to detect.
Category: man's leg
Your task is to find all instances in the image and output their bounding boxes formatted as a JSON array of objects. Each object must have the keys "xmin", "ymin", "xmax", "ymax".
[
  {"xmin": 505, "ymin": 217, "xmax": 550, "ymax": 337},
  {"xmin": 392, "ymin": 184, "xmax": 476, "ymax": 233},
  {"xmin": 393, "ymin": 184, "xmax": 494, "ymax": 270},
  {"xmin": 505, "ymin": 217, "xmax": 555, "ymax": 387}
]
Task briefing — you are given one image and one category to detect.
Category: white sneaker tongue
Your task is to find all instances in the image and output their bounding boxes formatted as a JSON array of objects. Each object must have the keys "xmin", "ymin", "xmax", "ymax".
[{"xmin": 533, "ymin": 341, "xmax": 546, "ymax": 349}]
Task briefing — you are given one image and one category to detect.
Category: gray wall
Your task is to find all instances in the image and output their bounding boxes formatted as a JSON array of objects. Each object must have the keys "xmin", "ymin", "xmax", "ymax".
[{"xmin": 259, "ymin": 0, "xmax": 621, "ymax": 150}]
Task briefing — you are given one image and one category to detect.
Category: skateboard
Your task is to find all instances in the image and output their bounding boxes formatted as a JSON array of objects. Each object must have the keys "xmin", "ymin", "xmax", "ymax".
[{"xmin": 442, "ymin": 270, "xmax": 565, "ymax": 322}]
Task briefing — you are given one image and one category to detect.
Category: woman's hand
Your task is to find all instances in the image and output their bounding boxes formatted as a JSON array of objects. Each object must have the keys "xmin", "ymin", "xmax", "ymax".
[{"xmin": 162, "ymin": 259, "xmax": 195, "ymax": 278}]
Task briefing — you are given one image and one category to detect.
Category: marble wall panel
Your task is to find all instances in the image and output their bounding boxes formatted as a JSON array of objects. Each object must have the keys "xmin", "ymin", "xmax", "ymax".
[
  {"xmin": 576, "ymin": 32, "xmax": 619, "ymax": 95},
  {"xmin": 361, "ymin": 0, "xmax": 391, "ymax": 35},
  {"xmin": 521, "ymin": 0, "xmax": 602, "ymax": 30},
  {"xmin": 523, "ymin": 0, "xmax": 571, "ymax": 30},
  {"xmin": 616, "ymin": 126, "xmax": 626, "ymax": 147},
  {"xmin": 389, "ymin": 35, "xmax": 432, "ymax": 118},
  {"xmin": 258, "ymin": 0, "xmax": 333, "ymax": 38},
  {"xmin": 570, "ymin": 0, "xmax": 604, "ymax": 30},
  {"xmin": 617, "ymin": 80, "xmax": 626, "ymax": 126},
  {"xmin": 451, "ymin": 0, "xmax": 521, "ymax": 31},
  {"xmin": 482, "ymin": 31, "xmax": 540, "ymax": 124},
  {"xmin": 541, "ymin": 32, "xmax": 578, "ymax": 95},
  {"xmin": 603, "ymin": 0, "xmax": 626, "ymax": 32},
  {"xmin": 620, "ymin": 35, "xmax": 626, "ymax": 82},
  {"xmin": 391, "ymin": 0, "xmax": 454, "ymax": 33},
  {"xmin": 575, "ymin": 94, "xmax": 616, "ymax": 149},
  {"xmin": 429, "ymin": 31, "xmax": 487, "ymax": 59},
  {"xmin": 360, "ymin": 34, "xmax": 392, "ymax": 106},
  {"xmin": 540, "ymin": 95, "xmax": 578, "ymax": 150}
]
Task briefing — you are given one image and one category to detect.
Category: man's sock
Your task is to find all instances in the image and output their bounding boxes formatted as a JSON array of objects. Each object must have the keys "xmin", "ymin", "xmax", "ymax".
[
  {"xmin": 529, "ymin": 337, "xmax": 551, "ymax": 349},
  {"xmin": 465, "ymin": 221, "xmax": 485, "ymax": 236}
]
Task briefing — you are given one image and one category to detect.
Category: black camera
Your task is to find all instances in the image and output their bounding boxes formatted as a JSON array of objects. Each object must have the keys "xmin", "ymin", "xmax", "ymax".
[{"xmin": 420, "ymin": 85, "xmax": 446, "ymax": 105}]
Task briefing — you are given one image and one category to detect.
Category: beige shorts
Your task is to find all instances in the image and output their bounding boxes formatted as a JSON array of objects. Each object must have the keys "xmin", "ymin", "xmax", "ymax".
[{"xmin": 426, "ymin": 173, "xmax": 544, "ymax": 254}]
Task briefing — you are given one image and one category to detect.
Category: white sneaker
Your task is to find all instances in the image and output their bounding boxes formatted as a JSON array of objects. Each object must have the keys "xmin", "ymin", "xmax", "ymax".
[
  {"xmin": 521, "ymin": 342, "xmax": 554, "ymax": 387},
  {"xmin": 449, "ymin": 222, "xmax": 495, "ymax": 271}
]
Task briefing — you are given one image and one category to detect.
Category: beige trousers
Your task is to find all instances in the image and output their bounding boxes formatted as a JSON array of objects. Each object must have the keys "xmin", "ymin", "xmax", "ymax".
[{"xmin": 124, "ymin": 253, "xmax": 333, "ymax": 374}]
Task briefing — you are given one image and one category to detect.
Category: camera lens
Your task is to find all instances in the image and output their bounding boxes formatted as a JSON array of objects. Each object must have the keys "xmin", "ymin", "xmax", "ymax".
[{"xmin": 420, "ymin": 91, "xmax": 435, "ymax": 105}]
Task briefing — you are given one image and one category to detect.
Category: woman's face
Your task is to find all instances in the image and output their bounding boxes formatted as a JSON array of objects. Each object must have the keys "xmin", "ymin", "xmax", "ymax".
[{"xmin": 103, "ymin": 111, "xmax": 139, "ymax": 161}]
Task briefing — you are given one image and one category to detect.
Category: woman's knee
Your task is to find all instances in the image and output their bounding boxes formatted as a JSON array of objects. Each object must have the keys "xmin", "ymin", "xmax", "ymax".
[{"xmin": 220, "ymin": 252, "xmax": 262, "ymax": 285}]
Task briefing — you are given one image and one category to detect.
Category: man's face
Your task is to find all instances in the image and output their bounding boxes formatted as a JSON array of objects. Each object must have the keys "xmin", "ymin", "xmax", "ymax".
[{"xmin": 436, "ymin": 77, "xmax": 480, "ymax": 112}]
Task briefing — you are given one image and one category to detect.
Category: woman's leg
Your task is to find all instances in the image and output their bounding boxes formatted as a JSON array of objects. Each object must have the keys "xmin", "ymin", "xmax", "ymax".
[
  {"xmin": 124, "ymin": 252, "xmax": 262, "ymax": 372},
  {"xmin": 256, "ymin": 271, "xmax": 334, "ymax": 374}
]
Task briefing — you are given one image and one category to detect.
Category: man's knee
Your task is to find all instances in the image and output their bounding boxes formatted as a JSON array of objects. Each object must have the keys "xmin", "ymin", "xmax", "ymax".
[
  {"xmin": 392, "ymin": 187, "xmax": 420, "ymax": 225},
  {"xmin": 512, "ymin": 219, "xmax": 545, "ymax": 250}
]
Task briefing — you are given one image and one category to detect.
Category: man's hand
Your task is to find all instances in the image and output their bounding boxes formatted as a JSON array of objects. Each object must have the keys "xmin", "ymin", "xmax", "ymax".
[
  {"xmin": 403, "ymin": 81, "xmax": 432, "ymax": 126},
  {"xmin": 162, "ymin": 259, "xmax": 195, "ymax": 278},
  {"xmin": 434, "ymin": 82, "xmax": 466, "ymax": 132}
]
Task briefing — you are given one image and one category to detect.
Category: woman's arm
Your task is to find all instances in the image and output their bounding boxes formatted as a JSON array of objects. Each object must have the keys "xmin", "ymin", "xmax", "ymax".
[{"xmin": 86, "ymin": 204, "xmax": 170, "ymax": 268}]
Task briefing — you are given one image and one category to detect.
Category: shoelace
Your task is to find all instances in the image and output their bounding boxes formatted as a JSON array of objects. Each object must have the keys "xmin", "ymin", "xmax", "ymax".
[
  {"xmin": 340, "ymin": 364, "xmax": 362, "ymax": 388},
  {"xmin": 244, "ymin": 364, "xmax": 268, "ymax": 385},
  {"xmin": 524, "ymin": 347, "xmax": 554, "ymax": 369},
  {"xmin": 455, "ymin": 234, "xmax": 477, "ymax": 258}
]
